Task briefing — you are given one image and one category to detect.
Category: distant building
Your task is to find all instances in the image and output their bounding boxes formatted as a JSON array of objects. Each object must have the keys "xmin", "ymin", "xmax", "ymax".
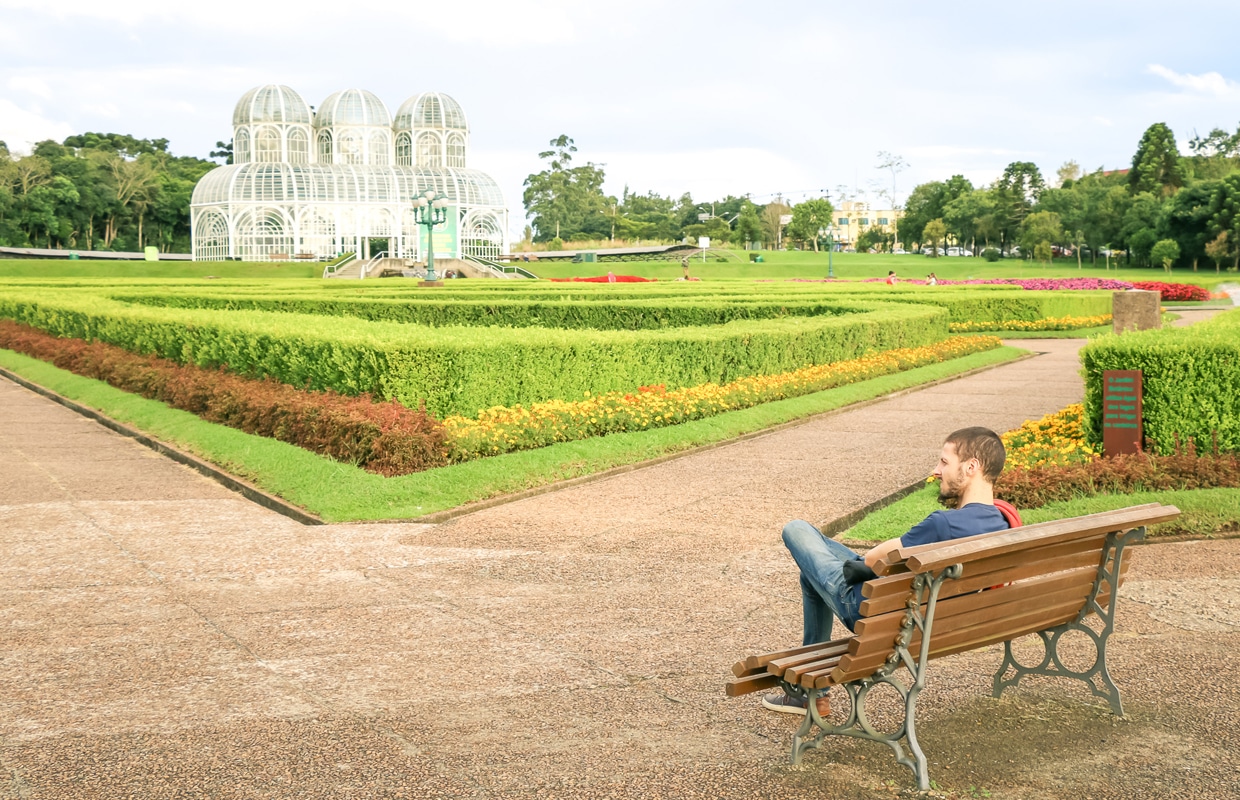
[
  {"xmin": 832, "ymin": 201, "xmax": 901, "ymax": 249},
  {"xmin": 191, "ymin": 85, "xmax": 508, "ymax": 262}
]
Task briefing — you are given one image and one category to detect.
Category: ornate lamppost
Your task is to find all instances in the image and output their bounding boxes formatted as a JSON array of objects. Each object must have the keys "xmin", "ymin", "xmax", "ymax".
[
  {"xmin": 412, "ymin": 190, "xmax": 450, "ymax": 281},
  {"xmin": 819, "ymin": 225, "xmax": 836, "ymax": 278}
]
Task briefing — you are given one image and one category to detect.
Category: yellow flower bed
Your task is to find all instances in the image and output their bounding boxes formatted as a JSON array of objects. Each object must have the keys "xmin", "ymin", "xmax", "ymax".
[
  {"xmin": 1001, "ymin": 403, "xmax": 1099, "ymax": 470},
  {"xmin": 949, "ymin": 314, "xmax": 1111, "ymax": 333},
  {"xmin": 443, "ymin": 336, "xmax": 1001, "ymax": 461}
]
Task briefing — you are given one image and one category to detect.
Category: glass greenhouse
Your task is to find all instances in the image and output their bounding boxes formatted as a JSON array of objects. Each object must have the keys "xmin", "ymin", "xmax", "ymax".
[{"xmin": 192, "ymin": 86, "xmax": 508, "ymax": 262}]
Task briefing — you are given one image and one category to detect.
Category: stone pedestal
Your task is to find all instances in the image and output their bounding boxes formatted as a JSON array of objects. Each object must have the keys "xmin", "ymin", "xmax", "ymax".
[{"xmin": 1112, "ymin": 290, "xmax": 1161, "ymax": 334}]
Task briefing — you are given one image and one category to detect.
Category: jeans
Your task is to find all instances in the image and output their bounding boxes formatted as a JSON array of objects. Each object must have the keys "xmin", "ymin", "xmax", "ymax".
[{"xmin": 782, "ymin": 519, "xmax": 865, "ymax": 646}]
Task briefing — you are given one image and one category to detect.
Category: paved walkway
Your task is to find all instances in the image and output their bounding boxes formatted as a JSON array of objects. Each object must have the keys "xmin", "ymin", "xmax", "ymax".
[{"xmin": 2, "ymin": 333, "xmax": 1238, "ymax": 799}]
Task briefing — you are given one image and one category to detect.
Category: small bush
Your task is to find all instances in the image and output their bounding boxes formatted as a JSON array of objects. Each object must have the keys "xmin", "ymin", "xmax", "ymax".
[
  {"xmin": 982, "ymin": 248, "xmax": 1001, "ymax": 262},
  {"xmin": 547, "ymin": 237, "xmax": 564, "ymax": 251}
]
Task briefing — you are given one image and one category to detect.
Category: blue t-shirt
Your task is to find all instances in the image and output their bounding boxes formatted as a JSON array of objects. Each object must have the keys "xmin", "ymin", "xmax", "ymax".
[{"xmin": 900, "ymin": 503, "xmax": 1010, "ymax": 548}]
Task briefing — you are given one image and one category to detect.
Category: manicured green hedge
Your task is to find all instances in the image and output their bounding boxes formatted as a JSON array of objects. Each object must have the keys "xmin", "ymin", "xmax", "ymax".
[
  {"xmin": 109, "ymin": 285, "xmax": 1112, "ymax": 330},
  {"xmin": 0, "ymin": 288, "xmax": 948, "ymax": 417},
  {"xmin": 1081, "ymin": 309, "xmax": 1240, "ymax": 454}
]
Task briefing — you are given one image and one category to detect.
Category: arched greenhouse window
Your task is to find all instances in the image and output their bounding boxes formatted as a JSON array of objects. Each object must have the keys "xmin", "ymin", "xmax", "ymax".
[
  {"xmin": 235, "ymin": 128, "xmax": 251, "ymax": 164},
  {"xmin": 254, "ymin": 126, "xmax": 281, "ymax": 162},
  {"xmin": 195, "ymin": 211, "xmax": 230, "ymax": 260},
  {"xmin": 340, "ymin": 131, "xmax": 363, "ymax": 165},
  {"xmin": 317, "ymin": 130, "xmax": 333, "ymax": 164},
  {"xmin": 446, "ymin": 134, "xmax": 466, "ymax": 168},
  {"xmin": 368, "ymin": 130, "xmax": 390, "ymax": 166},
  {"xmin": 416, "ymin": 132, "xmax": 441, "ymax": 167},
  {"xmin": 395, "ymin": 132, "xmax": 412, "ymax": 166},
  {"xmin": 287, "ymin": 129, "xmax": 309, "ymax": 164}
]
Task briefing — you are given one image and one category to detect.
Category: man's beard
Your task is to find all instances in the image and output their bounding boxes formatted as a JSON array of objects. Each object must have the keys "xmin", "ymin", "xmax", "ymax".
[{"xmin": 937, "ymin": 482, "xmax": 961, "ymax": 509}]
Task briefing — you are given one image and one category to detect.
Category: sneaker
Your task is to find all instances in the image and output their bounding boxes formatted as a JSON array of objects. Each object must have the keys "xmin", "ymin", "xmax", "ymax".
[
  {"xmin": 761, "ymin": 692, "xmax": 808, "ymax": 715},
  {"xmin": 761, "ymin": 691, "xmax": 831, "ymax": 717}
]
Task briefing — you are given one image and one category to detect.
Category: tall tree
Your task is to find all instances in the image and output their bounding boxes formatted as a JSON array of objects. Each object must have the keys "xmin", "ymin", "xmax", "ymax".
[
  {"xmin": 760, "ymin": 201, "xmax": 791, "ymax": 250},
  {"xmin": 1129, "ymin": 122, "xmax": 1184, "ymax": 196},
  {"xmin": 922, "ymin": 218, "xmax": 946, "ymax": 256},
  {"xmin": 787, "ymin": 198, "xmax": 834, "ymax": 251},
  {"xmin": 995, "ymin": 162, "xmax": 1046, "ymax": 248},
  {"xmin": 522, "ymin": 135, "xmax": 609, "ymax": 242}
]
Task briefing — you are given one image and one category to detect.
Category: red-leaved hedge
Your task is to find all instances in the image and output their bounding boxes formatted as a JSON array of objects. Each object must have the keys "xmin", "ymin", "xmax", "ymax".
[
  {"xmin": 0, "ymin": 320, "xmax": 449, "ymax": 476},
  {"xmin": 997, "ymin": 444, "xmax": 1240, "ymax": 508},
  {"xmin": 1130, "ymin": 281, "xmax": 1211, "ymax": 302}
]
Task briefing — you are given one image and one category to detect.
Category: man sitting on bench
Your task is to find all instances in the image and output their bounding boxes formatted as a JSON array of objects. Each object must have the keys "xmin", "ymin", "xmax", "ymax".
[{"xmin": 762, "ymin": 426, "xmax": 1010, "ymax": 716}]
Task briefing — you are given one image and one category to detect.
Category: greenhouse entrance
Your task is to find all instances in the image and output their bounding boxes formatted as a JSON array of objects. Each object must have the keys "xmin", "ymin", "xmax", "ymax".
[{"xmin": 366, "ymin": 238, "xmax": 390, "ymax": 259}]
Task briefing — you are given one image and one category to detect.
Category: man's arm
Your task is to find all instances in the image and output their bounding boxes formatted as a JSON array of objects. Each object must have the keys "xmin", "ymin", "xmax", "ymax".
[{"xmin": 864, "ymin": 537, "xmax": 904, "ymax": 569}]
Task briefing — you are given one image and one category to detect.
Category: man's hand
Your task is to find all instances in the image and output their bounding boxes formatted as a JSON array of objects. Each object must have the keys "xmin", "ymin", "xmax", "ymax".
[{"xmin": 863, "ymin": 537, "xmax": 904, "ymax": 570}]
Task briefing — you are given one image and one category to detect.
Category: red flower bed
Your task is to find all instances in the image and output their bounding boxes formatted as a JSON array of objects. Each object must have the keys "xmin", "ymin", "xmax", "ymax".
[
  {"xmin": 997, "ymin": 443, "xmax": 1240, "ymax": 509},
  {"xmin": 1130, "ymin": 281, "xmax": 1211, "ymax": 301},
  {"xmin": 548, "ymin": 275, "xmax": 657, "ymax": 283},
  {"xmin": 0, "ymin": 320, "xmax": 449, "ymax": 476}
]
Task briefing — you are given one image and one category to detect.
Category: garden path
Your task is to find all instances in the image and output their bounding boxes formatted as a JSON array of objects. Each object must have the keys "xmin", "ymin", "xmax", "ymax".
[{"xmin": 2, "ymin": 330, "xmax": 1237, "ymax": 799}]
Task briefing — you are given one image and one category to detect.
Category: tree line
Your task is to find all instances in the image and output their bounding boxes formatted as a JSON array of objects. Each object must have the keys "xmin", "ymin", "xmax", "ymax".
[
  {"xmin": 0, "ymin": 133, "xmax": 216, "ymax": 253},
  {"xmin": 898, "ymin": 121, "xmax": 1240, "ymax": 271}
]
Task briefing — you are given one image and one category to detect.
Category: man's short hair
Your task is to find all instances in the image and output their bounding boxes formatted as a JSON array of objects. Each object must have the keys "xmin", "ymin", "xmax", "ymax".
[{"xmin": 945, "ymin": 427, "xmax": 1005, "ymax": 482}]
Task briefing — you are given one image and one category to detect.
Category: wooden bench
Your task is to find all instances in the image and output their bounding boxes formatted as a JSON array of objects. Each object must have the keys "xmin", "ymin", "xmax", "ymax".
[{"xmin": 726, "ymin": 503, "xmax": 1180, "ymax": 790}]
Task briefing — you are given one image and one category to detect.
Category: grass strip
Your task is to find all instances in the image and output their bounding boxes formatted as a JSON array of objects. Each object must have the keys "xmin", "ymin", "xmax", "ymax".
[
  {"xmin": 0, "ymin": 345, "xmax": 1025, "ymax": 522},
  {"xmin": 839, "ymin": 482, "xmax": 1240, "ymax": 542}
]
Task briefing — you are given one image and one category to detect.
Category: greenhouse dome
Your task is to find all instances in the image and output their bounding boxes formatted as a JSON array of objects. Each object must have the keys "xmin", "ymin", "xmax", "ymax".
[
  {"xmin": 394, "ymin": 92, "xmax": 469, "ymax": 169},
  {"xmin": 192, "ymin": 87, "xmax": 508, "ymax": 263}
]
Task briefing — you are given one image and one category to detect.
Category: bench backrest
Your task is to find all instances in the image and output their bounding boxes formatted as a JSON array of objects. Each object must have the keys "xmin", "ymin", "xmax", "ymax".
[{"xmin": 823, "ymin": 503, "xmax": 1179, "ymax": 687}]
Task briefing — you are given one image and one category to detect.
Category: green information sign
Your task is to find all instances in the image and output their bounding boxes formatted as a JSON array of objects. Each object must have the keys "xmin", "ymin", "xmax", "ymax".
[{"xmin": 1102, "ymin": 370, "xmax": 1143, "ymax": 456}]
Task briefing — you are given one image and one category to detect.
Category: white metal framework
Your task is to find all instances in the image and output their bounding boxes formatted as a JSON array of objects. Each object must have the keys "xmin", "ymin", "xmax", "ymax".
[{"xmin": 192, "ymin": 85, "xmax": 507, "ymax": 261}]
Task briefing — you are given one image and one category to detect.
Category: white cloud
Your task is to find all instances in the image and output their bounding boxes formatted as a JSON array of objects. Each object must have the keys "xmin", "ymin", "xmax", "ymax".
[
  {"xmin": 0, "ymin": 98, "xmax": 74, "ymax": 152},
  {"xmin": 1147, "ymin": 64, "xmax": 1238, "ymax": 96},
  {"xmin": 0, "ymin": 0, "xmax": 615, "ymax": 45},
  {"xmin": 7, "ymin": 75, "xmax": 52, "ymax": 98}
]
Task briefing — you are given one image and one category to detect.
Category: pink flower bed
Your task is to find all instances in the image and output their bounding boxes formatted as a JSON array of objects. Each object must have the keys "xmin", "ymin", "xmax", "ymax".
[{"xmin": 549, "ymin": 275, "xmax": 657, "ymax": 283}]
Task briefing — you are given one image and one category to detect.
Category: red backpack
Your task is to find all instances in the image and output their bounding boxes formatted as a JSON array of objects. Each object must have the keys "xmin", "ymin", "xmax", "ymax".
[{"xmin": 994, "ymin": 499, "xmax": 1023, "ymax": 529}]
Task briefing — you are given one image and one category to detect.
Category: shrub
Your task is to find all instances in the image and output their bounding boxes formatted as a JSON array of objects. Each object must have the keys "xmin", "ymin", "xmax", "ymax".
[
  {"xmin": 997, "ymin": 443, "xmax": 1240, "ymax": 509},
  {"xmin": 0, "ymin": 288, "xmax": 950, "ymax": 417},
  {"xmin": 1081, "ymin": 308, "xmax": 1240, "ymax": 454},
  {"xmin": 547, "ymin": 237, "xmax": 564, "ymax": 251},
  {"xmin": 0, "ymin": 319, "xmax": 449, "ymax": 476},
  {"xmin": 982, "ymin": 248, "xmax": 1001, "ymax": 262},
  {"xmin": 1130, "ymin": 281, "xmax": 1211, "ymax": 302}
]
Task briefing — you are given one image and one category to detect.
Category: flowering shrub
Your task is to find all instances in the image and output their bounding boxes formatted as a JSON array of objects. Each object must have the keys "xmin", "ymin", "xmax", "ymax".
[
  {"xmin": 548, "ymin": 275, "xmax": 657, "ymax": 283},
  {"xmin": 949, "ymin": 314, "xmax": 1110, "ymax": 333},
  {"xmin": 443, "ymin": 336, "xmax": 1001, "ymax": 460},
  {"xmin": 1130, "ymin": 281, "xmax": 1211, "ymax": 302},
  {"xmin": 0, "ymin": 320, "xmax": 450, "ymax": 476},
  {"xmin": 1000, "ymin": 404, "xmax": 1097, "ymax": 470}
]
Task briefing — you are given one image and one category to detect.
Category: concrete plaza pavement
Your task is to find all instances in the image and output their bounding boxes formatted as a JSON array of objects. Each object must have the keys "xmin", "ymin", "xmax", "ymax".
[{"xmin": 2, "ymin": 333, "xmax": 1238, "ymax": 799}]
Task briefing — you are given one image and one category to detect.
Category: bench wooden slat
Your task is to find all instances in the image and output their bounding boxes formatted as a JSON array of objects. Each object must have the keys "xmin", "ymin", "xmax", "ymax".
[
  {"xmin": 848, "ymin": 582, "xmax": 1098, "ymax": 659},
  {"xmin": 734, "ymin": 641, "xmax": 838, "ymax": 676},
  {"xmin": 767, "ymin": 640, "xmax": 852, "ymax": 677},
  {"xmin": 784, "ymin": 652, "xmax": 848, "ymax": 682},
  {"xmin": 725, "ymin": 671, "xmax": 781, "ymax": 697},
  {"xmin": 901, "ymin": 505, "xmax": 1177, "ymax": 573},
  {"xmin": 853, "ymin": 566, "xmax": 1099, "ymax": 640},
  {"xmin": 859, "ymin": 547, "xmax": 1112, "ymax": 616}
]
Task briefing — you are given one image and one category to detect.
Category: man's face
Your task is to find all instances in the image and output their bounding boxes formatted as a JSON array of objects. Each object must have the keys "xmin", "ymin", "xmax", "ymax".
[{"xmin": 933, "ymin": 442, "xmax": 973, "ymax": 506}]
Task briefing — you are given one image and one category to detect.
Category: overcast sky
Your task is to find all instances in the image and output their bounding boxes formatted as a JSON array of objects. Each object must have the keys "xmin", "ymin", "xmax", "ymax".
[{"xmin": 3, "ymin": 0, "xmax": 1240, "ymax": 235}]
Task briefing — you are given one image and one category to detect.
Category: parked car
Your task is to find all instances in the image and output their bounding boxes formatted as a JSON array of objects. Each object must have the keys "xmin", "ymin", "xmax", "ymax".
[
  {"xmin": 946, "ymin": 247, "xmax": 974, "ymax": 257},
  {"xmin": 920, "ymin": 246, "xmax": 945, "ymax": 256},
  {"xmin": 892, "ymin": 248, "xmax": 908, "ymax": 254}
]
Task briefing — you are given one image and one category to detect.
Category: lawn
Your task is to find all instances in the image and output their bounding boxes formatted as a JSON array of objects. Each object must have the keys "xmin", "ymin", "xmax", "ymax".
[
  {"xmin": 0, "ymin": 259, "xmax": 321, "ymax": 279},
  {"xmin": 527, "ymin": 249, "xmax": 1238, "ymax": 287}
]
